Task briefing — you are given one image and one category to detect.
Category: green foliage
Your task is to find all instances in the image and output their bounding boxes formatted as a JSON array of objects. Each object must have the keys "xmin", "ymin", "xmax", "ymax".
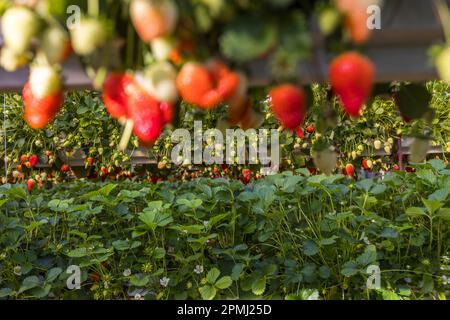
[{"xmin": 0, "ymin": 160, "xmax": 449, "ymax": 300}]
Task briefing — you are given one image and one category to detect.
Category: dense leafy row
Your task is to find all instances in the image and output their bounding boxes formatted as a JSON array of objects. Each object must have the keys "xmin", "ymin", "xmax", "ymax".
[
  {"xmin": 1, "ymin": 82, "xmax": 449, "ymax": 178},
  {"xmin": 0, "ymin": 160, "xmax": 449, "ymax": 300}
]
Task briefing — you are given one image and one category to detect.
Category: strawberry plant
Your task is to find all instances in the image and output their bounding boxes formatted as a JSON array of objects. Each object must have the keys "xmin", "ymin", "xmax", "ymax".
[{"xmin": 0, "ymin": 160, "xmax": 449, "ymax": 300}]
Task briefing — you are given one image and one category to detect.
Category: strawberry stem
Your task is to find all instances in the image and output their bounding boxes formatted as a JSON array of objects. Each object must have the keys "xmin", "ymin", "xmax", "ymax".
[
  {"xmin": 434, "ymin": 0, "xmax": 450, "ymax": 43},
  {"xmin": 119, "ymin": 119, "xmax": 134, "ymax": 152},
  {"xmin": 93, "ymin": 67, "xmax": 108, "ymax": 90}
]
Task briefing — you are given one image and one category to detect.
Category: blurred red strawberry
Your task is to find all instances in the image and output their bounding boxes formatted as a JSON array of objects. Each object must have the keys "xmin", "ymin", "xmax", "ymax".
[
  {"xmin": 345, "ymin": 163, "xmax": 354, "ymax": 176},
  {"xmin": 87, "ymin": 157, "xmax": 95, "ymax": 166},
  {"xmin": 22, "ymin": 82, "xmax": 64, "ymax": 130},
  {"xmin": 125, "ymin": 80, "xmax": 164, "ymax": 145},
  {"xmin": 269, "ymin": 84, "xmax": 307, "ymax": 130},
  {"xmin": 29, "ymin": 155, "xmax": 38, "ymax": 168},
  {"xmin": 296, "ymin": 127, "xmax": 305, "ymax": 139},
  {"xmin": 27, "ymin": 178, "xmax": 35, "ymax": 192},
  {"xmin": 330, "ymin": 52, "xmax": 375, "ymax": 117},
  {"xmin": 103, "ymin": 72, "xmax": 134, "ymax": 121},
  {"xmin": 130, "ymin": 0, "xmax": 178, "ymax": 42},
  {"xmin": 159, "ymin": 102, "xmax": 174, "ymax": 125},
  {"xmin": 176, "ymin": 61, "xmax": 239, "ymax": 109}
]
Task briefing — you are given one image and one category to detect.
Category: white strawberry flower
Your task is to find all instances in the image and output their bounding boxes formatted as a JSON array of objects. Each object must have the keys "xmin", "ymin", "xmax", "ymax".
[{"xmin": 160, "ymin": 276, "xmax": 170, "ymax": 287}]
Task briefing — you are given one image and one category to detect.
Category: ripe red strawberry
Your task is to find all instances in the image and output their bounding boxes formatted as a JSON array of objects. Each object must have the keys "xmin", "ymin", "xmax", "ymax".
[
  {"xmin": 150, "ymin": 175, "xmax": 158, "ymax": 184},
  {"xmin": 345, "ymin": 7, "xmax": 371, "ymax": 44},
  {"xmin": 22, "ymin": 82, "xmax": 64, "ymax": 130},
  {"xmin": 87, "ymin": 157, "xmax": 95, "ymax": 166},
  {"xmin": 296, "ymin": 127, "xmax": 305, "ymax": 139},
  {"xmin": 242, "ymin": 168, "xmax": 252, "ymax": 177},
  {"xmin": 393, "ymin": 165, "xmax": 400, "ymax": 171},
  {"xmin": 362, "ymin": 159, "xmax": 373, "ymax": 170},
  {"xmin": 269, "ymin": 84, "xmax": 307, "ymax": 130},
  {"xmin": 27, "ymin": 179, "xmax": 35, "ymax": 192},
  {"xmin": 345, "ymin": 163, "xmax": 355, "ymax": 176},
  {"xmin": 124, "ymin": 80, "xmax": 163, "ymax": 145},
  {"xmin": 61, "ymin": 164, "xmax": 70, "ymax": 173},
  {"xmin": 102, "ymin": 72, "xmax": 134, "ymax": 121},
  {"xmin": 20, "ymin": 155, "xmax": 28, "ymax": 164},
  {"xmin": 241, "ymin": 175, "xmax": 251, "ymax": 185},
  {"xmin": 306, "ymin": 125, "xmax": 314, "ymax": 134},
  {"xmin": 336, "ymin": 0, "xmax": 374, "ymax": 44},
  {"xmin": 29, "ymin": 155, "xmax": 38, "ymax": 168},
  {"xmin": 159, "ymin": 102, "xmax": 174, "ymax": 125},
  {"xmin": 329, "ymin": 52, "xmax": 375, "ymax": 117},
  {"xmin": 130, "ymin": 0, "xmax": 178, "ymax": 42},
  {"xmin": 176, "ymin": 61, "xmax": 240, "ymax": 109}
]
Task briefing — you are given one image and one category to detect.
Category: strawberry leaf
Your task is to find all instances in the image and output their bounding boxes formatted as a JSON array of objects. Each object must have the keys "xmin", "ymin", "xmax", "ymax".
[
  {"xmin": 220, "ymin": 15, "xmax": 277, "ymax": 62},
  {"xmin": 396, "ymin": 83, "xmax": 432, "ymax": 120}
]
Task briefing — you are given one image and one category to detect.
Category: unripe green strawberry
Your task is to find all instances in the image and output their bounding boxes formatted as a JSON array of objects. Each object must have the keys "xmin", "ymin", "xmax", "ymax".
[
  {"xmin": 319, "ymin": 7, "xmax": 341, "ymax": 36},
  {"xmin": 313, "ymin": 149, "xmax": 337, "ymax": 175},
  {"xmin": 0, "ymin": 47, "xmax": 29, "ymax": 71},
  {"xmin": 150, "ymin": 37, "xmax": 176, "ymax": 61},
  {"xmin": 29, "ymin": 65, "xmax": 62, "ymax": 98},
  {"xmin": 409, "ymin": 138, "xmax": 429, "ymax": 163},
  {"xmin": 138, "ymin": 61, "xmax": 178, "ymax": 103},
  {"xmin": 70, "ymin": 18, "xmax": 108, "ymax": 56},
  {"xmin": 373, "ymin": 140, "xmax": 382, "ymax": 150},
  {"xmin": 40, "ymin": 26, "xmax": 72, "ymax": 64},
  {"xmin": 436, "ymin": 46, "xmax": 450, "ymax": 83},
  {"xmin": 1, "ymin": 6, "xmax": 40, "ymax": 54},
  {"xmin": 384, "ymin": 145, "xmax": 391, "ymax": 155}
]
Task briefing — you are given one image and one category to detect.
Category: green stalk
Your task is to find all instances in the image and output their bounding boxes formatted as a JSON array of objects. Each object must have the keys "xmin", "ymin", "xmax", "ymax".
[
  {"xmin": 88, "ymin": 0, "xmax": 100, "ymax": 18},
  {"xmin": 119, "ymin": 119, "xmax": 134, "ymax": 152},
  {"xmin": 435, "ymin": 0, "xmax": 450, "ymax": 42}
]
